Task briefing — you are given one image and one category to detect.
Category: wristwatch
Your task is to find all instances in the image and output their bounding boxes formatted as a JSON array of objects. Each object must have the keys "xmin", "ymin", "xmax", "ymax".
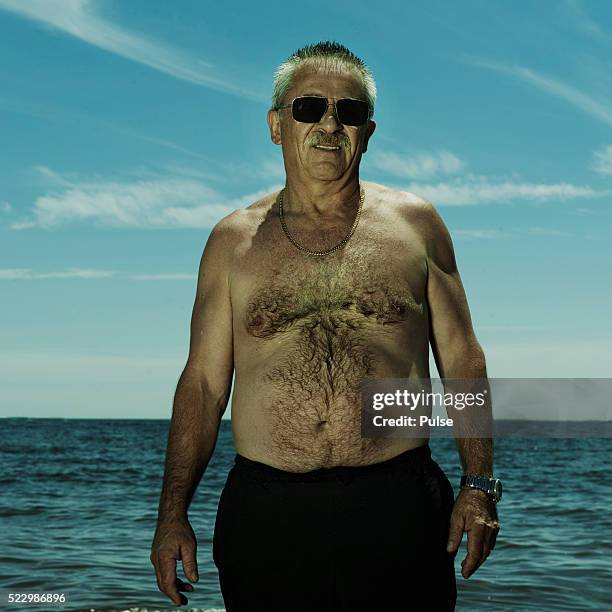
[{"xmin": 460, "ymin": 474, "xmax": 503, "ymax": 503}]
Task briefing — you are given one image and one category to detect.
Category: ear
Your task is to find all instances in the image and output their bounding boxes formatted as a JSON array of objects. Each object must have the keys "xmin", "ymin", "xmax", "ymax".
[
  {"xmin": 361, "ymin": 119, "xmax": 376, "ymax": 154},
  {"xmin": 267, "ymin": 109, "xmax": 282, "ymax": 145}
]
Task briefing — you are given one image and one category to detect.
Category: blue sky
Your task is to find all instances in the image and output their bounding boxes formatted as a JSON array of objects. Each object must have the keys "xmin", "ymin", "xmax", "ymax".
[{"xmin": 0, "ymin": 0, "xmax": 610, "ymax": 419}]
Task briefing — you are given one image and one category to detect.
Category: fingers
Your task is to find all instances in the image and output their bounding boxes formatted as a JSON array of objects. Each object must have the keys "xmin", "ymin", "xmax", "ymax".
[
  {"xmin": 156, "ymin": 554, "xmax": 181, "ymax": 606},
  {"xmin": 461, "ymin": 524, "xmax": 485, "ymax": 578},
  {"xmin": 154, "ymin": 553, "xmax": 190, "ymax": 606},
  {"xmin": 461, "ymin": 518, "xmax": 501, "ymax": 578},
  {"xmin": 151, "ymin": 543, "xmax": 199, "ymax": 606},
  {"xmin": 181, "ymin": 542, "xmax": 200, "ymax": 583},
  {"xmin": 446, "ymin": 512, "xmax": 465, "ymax": 554},
  {"xmin": 177, "ymin": 578, "xmax": 194, "ymax": 592}
]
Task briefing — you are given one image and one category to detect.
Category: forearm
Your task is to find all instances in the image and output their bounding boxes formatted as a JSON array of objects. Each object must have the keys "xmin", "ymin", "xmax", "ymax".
[
  {"xmin": 442, "ymin": 347, "xmax": 494, "ymax": 477},
  {"xmin": 156, "ymin": 370, "xmax": 224, "ymax": 522},
  {"xmin": 455, "ymin": 437, "xmax": 493, "ymax": 477}
]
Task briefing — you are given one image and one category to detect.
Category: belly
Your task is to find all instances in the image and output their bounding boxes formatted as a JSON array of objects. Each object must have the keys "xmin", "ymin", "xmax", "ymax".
[{"xmin": 232, "ymin": 315, "xmax": 429, "ymax": 471}]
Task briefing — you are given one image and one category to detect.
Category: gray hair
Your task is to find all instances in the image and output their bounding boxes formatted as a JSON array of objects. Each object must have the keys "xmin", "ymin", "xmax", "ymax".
[{"xmin": 271, "ymin": 40, "xmax": 377, "ymax": 118}]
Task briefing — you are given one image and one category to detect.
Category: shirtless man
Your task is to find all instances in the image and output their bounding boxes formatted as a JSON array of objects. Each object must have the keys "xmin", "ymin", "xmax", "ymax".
[{"xmin": 151, "ymin": 41, "xmax": 500, "ymax": 612}]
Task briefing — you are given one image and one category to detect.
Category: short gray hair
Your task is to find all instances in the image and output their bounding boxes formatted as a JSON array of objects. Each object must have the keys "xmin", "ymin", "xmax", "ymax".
[{"xmin": 271, "ymin": 40, "xmax": 377, "ymax": 118}]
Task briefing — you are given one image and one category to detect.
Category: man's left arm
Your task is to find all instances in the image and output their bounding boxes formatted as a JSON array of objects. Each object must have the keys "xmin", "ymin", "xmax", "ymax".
[{"xmin": 418, "ymin": 199, "xmax": 500, "ymax": 579}]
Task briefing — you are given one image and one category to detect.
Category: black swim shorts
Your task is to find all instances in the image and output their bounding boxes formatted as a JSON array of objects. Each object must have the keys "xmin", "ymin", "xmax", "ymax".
[{"xmin": 213, "ymin": 444, "xmax": 457, "ymax": 612}]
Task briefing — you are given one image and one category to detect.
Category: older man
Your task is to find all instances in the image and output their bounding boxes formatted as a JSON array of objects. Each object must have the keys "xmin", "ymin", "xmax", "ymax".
[{"xmin": 151, "ymin": 41, "xmax": 500, "ymax": 611}]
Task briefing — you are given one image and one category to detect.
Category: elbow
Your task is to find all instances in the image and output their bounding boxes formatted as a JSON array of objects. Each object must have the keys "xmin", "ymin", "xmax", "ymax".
[{"xmin": 443, "ymin": 342, "xmax": 488, "ymax": 379}]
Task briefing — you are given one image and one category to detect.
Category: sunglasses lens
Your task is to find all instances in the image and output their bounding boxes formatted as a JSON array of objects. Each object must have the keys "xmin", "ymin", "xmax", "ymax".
[
  {"xmin": 292, "ymin": 97, "xmax": 328, "ymax": 123},
  {"xmin": 291, "ymin": 97, "xmax": 370, "ymax": 126},
  {"xmin": 337, "ymin": 99, "xmax": 370, "ymax": 126}
]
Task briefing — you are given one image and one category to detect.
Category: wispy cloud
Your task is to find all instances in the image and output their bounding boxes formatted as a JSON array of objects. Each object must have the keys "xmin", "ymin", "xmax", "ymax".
[
  {"xmin": 477, "ymin": 325, "xmax": 545, "ymax": 332},
  {"xmin": 403, "ymin": 174, "xmax": 607, "ymax": 205},
  {"xmin": 0, "ymin": 268, "xmax": 115, "ymax": 279},
  {"xmin": 0, "ymin": 93, "xmax": 220, "ymax": 162},
  {"xmin": 453, "ymin": 229, "xmax": 508, "ymax": 240},
  {"xmin": 453, "ymin": 226, "xmax": 572, "ymax": 240},
  {"xmin": 525, "ymin": 226, "xmax": 572, "ymax": 237},
  {"xmin": 591, "ymin": 144, "xmax": 612, "ymax": 175},
  {"xmin": 0, "ymin": 0, "xmax": 265, "ymax": 102},
  {"xmin": 215, "ymin": 157, "xmax": 286, "ymax": 182},
  {"xmin": 0, "ymin": 268, "xmax": 197, "ymax": 281},
  {"xmin": 367, "ymin": 150, "xmax": 464, "ymax": 180},
  {"xmin": 10, "ymin": 166, "xmax": 282, "ymax": 230},
  {"xmin": 463, "ymin": 56, "xmax": 612, "ymax": 127},
  {"xmin": 564, "ymin": 0, "xmax": 605, "ymax": 39},
  {"xmin": 129, "ymin": 273, "xmax": 195, "ymax": 281}
]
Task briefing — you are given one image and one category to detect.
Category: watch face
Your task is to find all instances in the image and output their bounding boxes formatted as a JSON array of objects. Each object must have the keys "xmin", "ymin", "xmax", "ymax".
[{"xmin": 494, "ymin": 479, "xmax": 503, "ymax": 500}]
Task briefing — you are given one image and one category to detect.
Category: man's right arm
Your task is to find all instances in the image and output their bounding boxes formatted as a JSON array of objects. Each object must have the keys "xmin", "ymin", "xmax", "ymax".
[
  {"xmin": 151, "ymin": 213, "xmax": 237, "ymax": 606},
  {"xmin": 157, "ymin": 214, "xmax": 235, "ymax": 522}
]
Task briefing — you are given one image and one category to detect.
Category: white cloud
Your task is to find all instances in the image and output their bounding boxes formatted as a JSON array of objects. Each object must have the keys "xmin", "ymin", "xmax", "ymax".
[
  {"xmin": 197, "ymin": 156, "xmax": 285, "ymax": 182},
  {"xmin": 463, "ymin": 56, "xmax": 612, "ymax": 127},
  {"xmin": 0, "ymin": 0, "xmax": 264, "ymax": 102},
  {"xmin": 453, "ymin": 229, "xmax": 508, "ymax": 240},
  {"xmin": 0, "ymin": 267, "xmax": 114, "ymax": 279},
  {"xmin": 0, "ymin": 268, "xmax": 200, "ymax": 280},
  {"xmin": 525, "ymin": 226, "xmax": 572, "ymax": 237},
  {"xmin": 591, "ymin": 145, "xmax": 612, "ymax": 176},
  {"xmin": 477, "ymin": 325, "xmax": 545, "ymax": 332},
  {"xmin": 367, "ymin": 150, "xmax": 464, "ymax": 180},
  {"xmin": 452, "ymin": 226, "xmax": 572, "ymax": 240},
  {"xmin": 0, "ymin": 201, "xmax": 12, "ymax": 213},
  {"xmin": 403, "ymin": 175, "xmax": 606, "ymax": 205},
  {"xmin": 129, "ymin": 273, "xmax": 195, "ymax": 281},
  {"xmin": 10, "ymin": 166, "xmax": 282, "ymax": 230}
]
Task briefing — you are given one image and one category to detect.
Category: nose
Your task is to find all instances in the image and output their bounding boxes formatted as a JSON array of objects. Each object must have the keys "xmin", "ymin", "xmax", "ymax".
[{"xmin": 318, "ymin": 100, "xmax": 342, "ymax": 132}]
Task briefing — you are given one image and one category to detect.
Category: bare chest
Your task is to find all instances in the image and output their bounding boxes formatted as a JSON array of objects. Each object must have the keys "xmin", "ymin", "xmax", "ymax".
[{"xmin": 231, "ymin": 209, "xmax": 428, "ymax": 340}]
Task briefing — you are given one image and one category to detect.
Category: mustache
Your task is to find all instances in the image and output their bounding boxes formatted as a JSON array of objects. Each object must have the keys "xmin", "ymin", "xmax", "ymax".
[{"xmin": 307, "ymin": 135, "xmax": 350, "ymax": 148}]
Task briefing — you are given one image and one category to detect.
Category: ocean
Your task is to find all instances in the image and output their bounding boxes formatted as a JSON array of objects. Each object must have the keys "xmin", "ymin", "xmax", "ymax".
[{"xmin": 1, "ymin": 418, "xmax": 610, "ymax": 611}]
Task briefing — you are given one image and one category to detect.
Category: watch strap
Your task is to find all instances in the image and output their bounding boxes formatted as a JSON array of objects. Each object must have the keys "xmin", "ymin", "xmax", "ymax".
[{"xmin": 460, "ymin": 474, "xmax": 500, "ymax": 501}]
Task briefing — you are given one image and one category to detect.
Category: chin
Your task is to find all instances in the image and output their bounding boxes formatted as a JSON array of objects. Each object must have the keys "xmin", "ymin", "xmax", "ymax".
[{"xmin": 307, "ymin": 170, "xmax": 344, "ymax": 181}]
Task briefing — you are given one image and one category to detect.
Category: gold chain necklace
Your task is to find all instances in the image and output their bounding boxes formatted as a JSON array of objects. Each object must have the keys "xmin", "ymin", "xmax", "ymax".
[{"xmin": 277, "ymin": 185, "xmax": 365, "ymax": 257}]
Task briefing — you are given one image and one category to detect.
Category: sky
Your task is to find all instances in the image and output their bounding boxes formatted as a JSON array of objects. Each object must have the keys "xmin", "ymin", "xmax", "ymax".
[{"xmin": 0, "ymin": 0, "xmax": 610, "ymax": 419}]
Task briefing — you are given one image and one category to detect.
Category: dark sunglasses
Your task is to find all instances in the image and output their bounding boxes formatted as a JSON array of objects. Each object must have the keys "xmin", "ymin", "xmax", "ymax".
[{"xmin": 277, "ymin": 96, "xmax": 371, "ymax": 127}]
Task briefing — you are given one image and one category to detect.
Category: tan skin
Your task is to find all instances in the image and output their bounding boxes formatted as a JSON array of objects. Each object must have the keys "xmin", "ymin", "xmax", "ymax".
[{"xmin": 150, "ymin": 65, "xmax": 499, "ymax": 607}]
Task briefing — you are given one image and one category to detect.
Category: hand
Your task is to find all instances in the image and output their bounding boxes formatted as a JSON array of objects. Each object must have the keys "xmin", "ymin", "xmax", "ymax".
[
  {"xmin": 446, "ymin": 488, "xmax": 500, "ymax": 579},
  {"xmin": 150, "ymin": 518, "xmax": 199, "ymax": 606}
]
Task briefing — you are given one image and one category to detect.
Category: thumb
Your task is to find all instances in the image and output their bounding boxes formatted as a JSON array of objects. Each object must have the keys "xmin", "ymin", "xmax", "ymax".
[
  {"xmin": 181, "ymin": 547, "xmax": 199, "ymax": 582},
  {"xmin": 446, "ymin": 514, "xmax": 465, "ymax": 553}
]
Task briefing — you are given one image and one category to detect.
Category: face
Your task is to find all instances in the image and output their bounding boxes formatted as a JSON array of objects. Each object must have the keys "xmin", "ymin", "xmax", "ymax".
[{"xmin": 267, "ymin": 67, "xmax": 376, "ymax": 183}]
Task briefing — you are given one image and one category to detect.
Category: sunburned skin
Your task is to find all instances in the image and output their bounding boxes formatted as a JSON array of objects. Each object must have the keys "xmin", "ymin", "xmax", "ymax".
[{"xmin": 228, "ymin": 182, "xmax": 434, "ymax": 471}]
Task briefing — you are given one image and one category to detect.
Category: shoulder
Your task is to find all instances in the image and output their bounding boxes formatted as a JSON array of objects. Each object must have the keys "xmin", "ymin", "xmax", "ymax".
[
  {"xmin": 370, "ymin": 182, "xmax": 445, "ymax": 231},
  {"xmin": 207, "ymin": 191, "xmax": 276, "ymax": 241},
  {"xmin": 371, "ymin": 182, "xmax": 455, "ymax": 270},
  {"xmin": 201, "ymin": 190, "xmax": 280, "ymax": 261},
  {"xmin": 367, "ymin": 181, "xmax": 428, "ymax": 215}
]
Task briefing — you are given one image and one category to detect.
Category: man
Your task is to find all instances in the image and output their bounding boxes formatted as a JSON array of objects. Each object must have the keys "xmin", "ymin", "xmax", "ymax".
[{"xmin": 151, "ymin": 41, "xmax": 500, "ymax": 611}]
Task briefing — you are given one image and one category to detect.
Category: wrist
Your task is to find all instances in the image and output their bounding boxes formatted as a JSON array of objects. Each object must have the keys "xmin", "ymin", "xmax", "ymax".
[
  {"xmin": 157, "ymin": 507, "xmax": 189, "ymax": 523},
  {"xmin": 459, "ymin": 474, "xmax": 503, "ymax": 503},
  {"xmin": 459, "ymin": 487, "xmax": 490, "ymax": 500}
]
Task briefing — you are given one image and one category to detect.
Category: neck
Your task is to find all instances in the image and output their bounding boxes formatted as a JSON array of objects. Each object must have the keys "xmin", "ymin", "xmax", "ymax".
[{"xmin": 282, "ymin": 177, "xmax": 362, "ymax": 219}]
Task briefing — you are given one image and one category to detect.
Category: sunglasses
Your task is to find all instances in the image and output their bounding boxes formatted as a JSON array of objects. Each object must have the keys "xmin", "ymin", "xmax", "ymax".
[{"xmin": 277, "ymin": 96, "xmax": 371, "ymax": 127}]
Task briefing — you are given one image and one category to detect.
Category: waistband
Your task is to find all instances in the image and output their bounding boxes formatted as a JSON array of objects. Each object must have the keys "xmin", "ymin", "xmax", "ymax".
[{"xmin": 232, "ymin": 444, "xmax": 432, "ymax": 483}]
